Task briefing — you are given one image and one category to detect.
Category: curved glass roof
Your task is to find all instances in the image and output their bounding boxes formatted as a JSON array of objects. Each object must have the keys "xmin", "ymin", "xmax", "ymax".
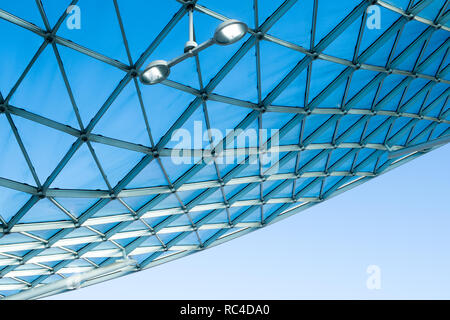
[{"xmin": 0, "ymin": 0, "xmax": 449, "ymax": 299}]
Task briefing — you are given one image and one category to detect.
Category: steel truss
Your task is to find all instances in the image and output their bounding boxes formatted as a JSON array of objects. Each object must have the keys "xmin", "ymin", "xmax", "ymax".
[{"xmin": 0, "ymin": 0, "xmax": 448, "ymax": 298}]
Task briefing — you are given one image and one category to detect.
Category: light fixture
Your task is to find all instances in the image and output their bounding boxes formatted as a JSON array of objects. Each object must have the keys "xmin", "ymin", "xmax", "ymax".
[
  {"xmin": 213, "ymin": 19, "xmax": 248, "ymax": 45},
  {"xmin": 139, "ymin": 60, "xmax": 170, "ymax": 85},
  {"xmin": 139, "ymin": 7, "xmax": 248, "ymax": 85},
  {"xmin": 387, "ymin": 134, "xmax": 450, "ymax": 159}
]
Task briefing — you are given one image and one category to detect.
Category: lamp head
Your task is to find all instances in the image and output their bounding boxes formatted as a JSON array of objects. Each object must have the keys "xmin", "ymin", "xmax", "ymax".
[{"xmin": 139, "ymin": 60, "xmax": 170, "ymax": 85}]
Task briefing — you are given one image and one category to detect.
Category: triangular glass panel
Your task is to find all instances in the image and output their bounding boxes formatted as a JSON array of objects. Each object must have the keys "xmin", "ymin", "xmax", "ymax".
[
  {"xmin": 176, "ymin": 188, "xmax": 206, "ymax": 205},
  {"xmin": 420, "ymin": 49, "xmax": 446, "ymax": 77},
  {"xmin": 115, "ymin": 0, "xmax": 180, "ymax": 62},
  {"xmin": 59, "ymin": 226, "xmax": 97, "ymax": 239},
  {"xmin": 169, "ymin": 56, "xmax": 200, "ymax": 90},
  {"xmin": 198, "ymin": 188, "xmax": 224, "ymax": 205},
  {"xmin": 259, "ymin": 40, "xmax": 305, "ymax": 100},
  {"xmin": 167, "ymin": 214, "xmax": 191, "ymax": 228},
  {"xmin": 196, "ymin": 12, "xmax": 250, "ymax": 86},
  {"xmin": 192, "ymin": 227, "xmax": 215, "ymax": 245},
  {"xmin": 50, "ymin": 143, "xmax": 109, "ymax": 190},
  {"xmin": 426, "ymin": 82, "xmax": 448, "ymax": 106},
  {"xmin": 335, "ymin": 114, "xmax": 363, "ymax": 138},
  {"xmin": 327, "ymin": 148, "xmax": 351, "ymax": 169},
  {"xmin": 41, "ymin": 0, "xmax": 73, "ymax": 29},
  {"xmin": 206, "ymin": 100, "xmax": 252, "ymax": 144},
  {"xmin": 302, "ymin": 114, "xmax": 332, "ymax": 138},
  {"xmin": 315, "ymin": 75, "xmax": 348, "ymax": 109},
  {"xmin": 298, "ymin": 179, "xmax": 321, "ymax": 197},
  {"xmin": 212, "ymin": 46, "xmax": 258, "ymax": 102},
  {"xmin": 165, "ymin": 104, "xmax": 209, "ymax": 150},
  {"xmin": 92, "ymin": 199, "xmax": 128, "ymax": 218},
  {"xmin": 0, "ymin": 115, "xmax": 36, "ymax": 185},
  {"xmin": 271, "ymin": 181, "xmax": 293, "ymax": 198},
  {"xmin": 56, "ymin": 44, "xmax": 126, "ymax": 126},
  {"xmin": 90, "ymin": 141, "xmax": 144, "ymax": 188},
  {"xmin": 315, "ymin": 0, "xmax": 361, "ymax": 47},
  {"xmin": 362, "ymin": 115, "xmax": 390, "ymax": 143},
  {"xmin": 233, "ymin": 117, "xmax": 258, "ymax": 150},
  {"xmin": 392, "ymin": 20, "xmax": 428, "ymax": 65},
  {"xmin": 139, "ymin": 80, "xmax": 197, "ymax": 145},
  {"xmin": 276, "ymin": 115, "xmax": 301, "ymax": 145},
  {"xmin": 321, "ymin": 175, "xmax": 342, "ymax": 193},
  {"xmin": 257, "ymin": 0, "xmax": 286, "ymax": 27},
  {"xmin": 277, "ymin": 153, "xmax": 297, "ymax": 174},
  {"xmin": 233, "ymin": 161, "xmax": 260, "ymax": 179},
  {"xmin": 327, "ymin": 149, "xmax": 354, "ymax": 172},
  {"xmin": 417, "ymin": 0, "xmax": 445, "ymax": 22},
  {"xmin": 389, "ymin": 115, "xmax": 412, "ymax": 137},
  {"xmin": 238, "ymin": 183, "xmax": 260, "ymax": 201},
  {"xmin": 322, "ymin": 13, "xmax": 360, "ymax": 61},
  {"xmin": 264, "ymin": 203, "xmax": 286, "ymax": 220},
  {"xmin": 158, "ymin": 155, "xmax": 194, "ymax": 183},
  {"xmin": 363, "ymin": 35, "xmax": 396, "ymax": 67},
  {"xmin": 151, "ymin": 193, "xmax": 180, "ymax": 210},
  {"xmin": 121, "ymin": 219, "xmax": 148, "ymax": 233},
  {"xmin": 271, "ymin": 66, "xmax": 307, "ymax": 107},
  {"xmin": 430, "ymin": 123, "xmax": 449, "ymax": 140},
  {"xmin": 408, "ymin": 119, "xmax": 433, "ymax": 145},
  {"xmin": 185, "ymin": 162, "xmax": 218, "ymax": 184},
  {"xmin": 10, "ymin": 45, "xmax": 80, "ymax": 129},
  {"xmin": 197, "ymin": 0, "xmax": 254, "ymax": 27},
  {"xmin": 189, "ymin": 210, "xmax": 214, "ymax": 224},
  {"xmin": 240, "ymin": 208, "xmax": 261, "ymax": 223},
  {"xmin": 375, "ymin": 74, "xmax": 407, "ymax": 111},
  {"xmin": 89, "ymin": 222, "xmax": 119, "ymax": 235},
  {"xmin": 0, "ymin": 187, "xmax": 31, "ymax": 222},
  {"xmin": 53, "ymin": 197, "xmax": 98, "ymax": 219},
  {"xmin": 92, "ymin": 82, "xmax": 150, "ymax": 146},
  {"xmin": 296, "ymin": 149, "xmax": 322, "ymax": 169},
  {"xmin": 419, "ymin": 28, "xmax": 448, "ymax": 66},
  {"xmin": 174, "ymin": 231, "xmax": 199, "ymax": 245},
  {"xmin": 18, "ymin": 198, "xmax": 71, "ymax": 224},
  {"xmin": 119, "ymin": 195, "xmax": 157, "ymax": 213},
  {"xmin": 157, "ymin": 232, "xmax": 183, "ymax": 245},
  {"xmin": 308, "ymin": 59, "xmax": 347, "ymax": 105},
  {"xmin": 200, "ymin": 209, "xmax": 228, "ymax": 224},
  {"xmin": 401, "ymin": 78, "xmax": 429, "ymax": 106},
  {"xmin": 126, "ymin": 158, "xmax": 167, "ymax": 189},
  {"xmin": 358, "ymin": 6, "xmax": 400, "ymax": 59},
  {"xmin": 0, "ymin": 19, "xmax": 43, "ymax": 95},
  {"xmin": 347, "ymin": 69, "xmax": 380, "ymax": 103},
  {"xmin": 268, "ymin": 0, "xmax": 313, "ymax": 49}
]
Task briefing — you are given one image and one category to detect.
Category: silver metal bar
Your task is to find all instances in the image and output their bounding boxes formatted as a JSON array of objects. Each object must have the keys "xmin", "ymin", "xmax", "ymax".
[{"xmin": 168, "ymin": 38, "xmax": 215, "ymax": 67}]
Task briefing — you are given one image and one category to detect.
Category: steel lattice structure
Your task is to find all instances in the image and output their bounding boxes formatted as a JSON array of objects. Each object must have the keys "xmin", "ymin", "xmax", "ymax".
[{"xmin": 0, "ymin": 0, "xmax": 448, "ymax": 299}]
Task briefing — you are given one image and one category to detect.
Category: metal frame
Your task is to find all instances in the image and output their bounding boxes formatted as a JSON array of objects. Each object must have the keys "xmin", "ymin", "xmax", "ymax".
[{"xmin": 0, "ymin": 0, "xmax": 448, "ymax": 298}]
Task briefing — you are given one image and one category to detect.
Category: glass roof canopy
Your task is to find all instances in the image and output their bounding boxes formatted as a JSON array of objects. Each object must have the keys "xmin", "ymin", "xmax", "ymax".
[{"xmin": 0, "ymin": 0, "xmax": 448, "ymax": 299}]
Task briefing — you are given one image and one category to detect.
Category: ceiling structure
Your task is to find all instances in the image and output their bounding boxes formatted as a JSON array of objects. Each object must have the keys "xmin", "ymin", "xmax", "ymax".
[{"xmin": 0, "ymin": 0, "xmax": 448, "ymax": 299}]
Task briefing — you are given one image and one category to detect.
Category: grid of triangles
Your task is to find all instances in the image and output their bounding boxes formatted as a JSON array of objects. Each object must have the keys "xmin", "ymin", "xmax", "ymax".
[{"xmin": 0, "ymin": 0, "xmax": 448, "ymax": 298}]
